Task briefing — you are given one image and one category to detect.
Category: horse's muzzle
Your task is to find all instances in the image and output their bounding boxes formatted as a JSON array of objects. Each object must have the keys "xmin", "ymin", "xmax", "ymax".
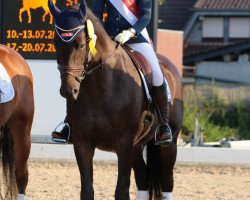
[
  {"xmin": 60, "ymin": 84, "xmax": 79, "ymax": 100},
  {"xmin": 60, "ymin": 79, "xmax": 79, "ymax": 100}
]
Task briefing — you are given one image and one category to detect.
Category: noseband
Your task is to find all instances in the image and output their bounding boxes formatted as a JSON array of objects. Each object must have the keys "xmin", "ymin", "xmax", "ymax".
[
  {"xmin": 58, "ymin": 60, "xmax": 108, "ymax": 83},
  {"xmin": 58, "ymin": 65, "xmax": 87, "ymax": 83}
]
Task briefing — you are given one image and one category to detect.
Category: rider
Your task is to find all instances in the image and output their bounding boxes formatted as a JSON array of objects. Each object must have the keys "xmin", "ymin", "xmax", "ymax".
[{"xmin": 52, "ymin": 0, "xmax": 172, "ymax": 145}]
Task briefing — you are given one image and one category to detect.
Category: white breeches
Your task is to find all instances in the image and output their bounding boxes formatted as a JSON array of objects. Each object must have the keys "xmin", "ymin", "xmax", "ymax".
[{"xmin": 128, "ymin": 43, "xmax": 164, "ymax": 86}]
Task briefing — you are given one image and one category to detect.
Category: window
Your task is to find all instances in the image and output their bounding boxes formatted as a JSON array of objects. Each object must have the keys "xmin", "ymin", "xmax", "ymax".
[
  {"xmin": 229, "ymin": 17, "xmax": 250, "ymax": 38},
  {"xmin": 202, "ymin": 17, "xmax": 223, "ymax": 38}
]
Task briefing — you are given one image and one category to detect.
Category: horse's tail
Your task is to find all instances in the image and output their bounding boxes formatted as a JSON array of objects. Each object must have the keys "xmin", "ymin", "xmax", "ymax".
[
  {"xmin": 147, "ymin": 139, "xmax": 162, "ymax": 200},
  {"xmin": 0, "ymin": 125, "xmax": 16, "ymax": 200}
]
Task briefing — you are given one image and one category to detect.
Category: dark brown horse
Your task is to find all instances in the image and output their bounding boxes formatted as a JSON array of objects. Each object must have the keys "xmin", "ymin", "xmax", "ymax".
[
  {"xmin": 0, "ymin": 45, "xmax": 34, "ymax": 200},
  {"xmin": 48, "ymin": 0, "xmax": 183, "ymax": 199}
]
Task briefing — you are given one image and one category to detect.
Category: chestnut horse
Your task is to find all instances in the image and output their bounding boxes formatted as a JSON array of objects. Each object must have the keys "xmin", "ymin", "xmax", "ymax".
[
  {"xmin": 0, "ymin": 45, "xmax": 34, "ymax": 200},
  {"xmin": 48, "ymin": 0, "xmax": 183, "ymax": 199}
]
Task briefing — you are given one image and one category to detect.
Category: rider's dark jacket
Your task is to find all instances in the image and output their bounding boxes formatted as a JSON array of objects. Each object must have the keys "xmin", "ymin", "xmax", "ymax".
[{"xmin": 92, "ymin": 0, "xmax": 151, "ymax": 44}]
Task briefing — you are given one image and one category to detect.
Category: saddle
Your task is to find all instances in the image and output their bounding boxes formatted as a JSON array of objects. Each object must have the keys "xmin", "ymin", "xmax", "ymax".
[
  {"xmin": 122, "ymin": 45, "xmax": 153, "ymax": 103},
  {"xmin": 123, "ymin": 45, "xmax": 152, "ymax": 75}
]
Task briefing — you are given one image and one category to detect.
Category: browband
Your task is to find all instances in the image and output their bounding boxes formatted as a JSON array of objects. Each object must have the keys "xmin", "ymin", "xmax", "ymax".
[{"xmin": 55, "ymin": 24, "xmax": 85, "ymax": 43}]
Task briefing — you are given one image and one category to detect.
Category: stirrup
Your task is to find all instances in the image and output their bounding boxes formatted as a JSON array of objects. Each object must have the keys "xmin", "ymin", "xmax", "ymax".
[
  {"xmin": 154, "ymin": 123, "xmax": 172, "ymax": 145},
  {"xmin": 52, "ymin": 121, "xmax": 71, "ymax": 143}
]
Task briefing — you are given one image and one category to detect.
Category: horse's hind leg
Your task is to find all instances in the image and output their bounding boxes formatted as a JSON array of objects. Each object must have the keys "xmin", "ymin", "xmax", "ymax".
[
  {"xmin": 160, "ymin": 100, "xmax": 183, "ymax": 199},
  {"xmin": 160, "ymin": 145, "xmax": 177, "ymax": 200},
  {"xmin": 9, "ymin": 112, "xmax": 33, "ymax": 199}
]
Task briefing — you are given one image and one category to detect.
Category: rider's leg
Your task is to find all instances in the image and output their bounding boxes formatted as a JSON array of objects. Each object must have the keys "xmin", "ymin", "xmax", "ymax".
[
  {"xmin": 51, "ymin": 116, "xmax": 71, "ymax": 142},
  {"xmin": 128, "ymin": 43, "xmax": 172, "ymax": 145}
]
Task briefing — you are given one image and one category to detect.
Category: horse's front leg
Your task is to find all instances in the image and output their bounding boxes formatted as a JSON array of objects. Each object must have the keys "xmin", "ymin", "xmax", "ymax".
[
  {"xmin": 115, "ymin": 139, "xmax": 134, "ymax": 200},
  {"xmin": 132, "ymin": 146, "xmax": 149, "ymax": 200},
  {"xmin": 73, "ymin": 141, "xmax": 95, "ymax": 200}
]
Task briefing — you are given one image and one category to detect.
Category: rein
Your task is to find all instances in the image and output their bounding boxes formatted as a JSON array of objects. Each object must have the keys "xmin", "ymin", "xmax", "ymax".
[{"xmin": 79, "ymin": 47, "xmax": 117, "ymax": 81}]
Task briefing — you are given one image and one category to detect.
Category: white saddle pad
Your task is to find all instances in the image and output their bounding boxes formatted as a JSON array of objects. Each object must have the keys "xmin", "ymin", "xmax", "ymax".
[{"xmin": 0, "ymin": 63, "xmax": 15, "ymax": 103}]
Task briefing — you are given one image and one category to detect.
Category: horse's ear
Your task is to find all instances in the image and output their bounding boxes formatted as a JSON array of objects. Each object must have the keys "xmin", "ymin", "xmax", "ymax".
[
  {"xmin": 48, "ymin": 0, "xmax": 61, "ymax": 19},
  {"xmin": 79, "ymin": 0, "xmax": 87, "ymax": 19}
]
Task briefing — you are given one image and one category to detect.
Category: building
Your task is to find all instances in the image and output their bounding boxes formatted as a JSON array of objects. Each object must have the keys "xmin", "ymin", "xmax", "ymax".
[{"xmin": 159, "ymin": 0, "xmax": 250, "ymax": 84}]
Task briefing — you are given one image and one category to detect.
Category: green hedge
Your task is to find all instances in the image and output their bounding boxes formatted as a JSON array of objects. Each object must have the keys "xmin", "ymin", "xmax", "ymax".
[{"xmin": 182, "ymin": 91, "xmax": 250, "ymax": 142}]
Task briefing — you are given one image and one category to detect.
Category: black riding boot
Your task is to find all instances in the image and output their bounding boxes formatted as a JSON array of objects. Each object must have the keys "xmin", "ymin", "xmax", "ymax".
[
  {"xmin": 51, "ymin": 116, "xmax": 71, "ymax": 143},
  {"xmin": 153, "ymin": 81, "xmax": 172, "ymax": 145}
]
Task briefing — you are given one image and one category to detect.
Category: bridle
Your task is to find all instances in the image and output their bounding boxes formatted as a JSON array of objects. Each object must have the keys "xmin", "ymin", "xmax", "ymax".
[{"xmin": 57, "ymin": 22, "xmax": 118, "ymax": 83}]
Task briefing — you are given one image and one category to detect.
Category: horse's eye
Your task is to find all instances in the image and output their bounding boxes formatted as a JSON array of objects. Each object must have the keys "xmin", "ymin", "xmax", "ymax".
[{"xmin": 79, "ymin": 44, "xmax": 85, "ymax": 49}]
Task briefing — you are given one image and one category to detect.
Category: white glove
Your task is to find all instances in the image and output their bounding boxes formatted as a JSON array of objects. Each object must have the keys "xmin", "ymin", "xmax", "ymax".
[{"xmin": 115, "ymin": 29, "xmax": 135, "ymax": 44}]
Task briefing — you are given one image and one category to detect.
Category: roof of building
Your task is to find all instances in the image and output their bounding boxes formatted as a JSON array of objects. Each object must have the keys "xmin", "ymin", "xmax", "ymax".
[
  {"xmin": 158, "ymin": 0, "xmax": 250, "ymax": 60},
  {"xmin": 184, "ymin": 42, "xmax": 226, "ymax": 57},
  {"xmin": 158, "ymin": 0, "xmax": 197, "ymax": 30},
  {"xmin": 194, "ymin": 0, "xmax": 250, "ymax": 10},
  {"xmin": 158, "ymin": 0, "xmax": 250, "ymax": 31},
  {"xmin": 184, "ymin": 40, "xmax": 250, "ymax": 65}
]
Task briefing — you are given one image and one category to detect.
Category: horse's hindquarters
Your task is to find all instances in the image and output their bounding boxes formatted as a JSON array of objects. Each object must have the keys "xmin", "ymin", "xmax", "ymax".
[{"xmin": 0, "ymin": 44, "xmax": 34, "ymax": 198}]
